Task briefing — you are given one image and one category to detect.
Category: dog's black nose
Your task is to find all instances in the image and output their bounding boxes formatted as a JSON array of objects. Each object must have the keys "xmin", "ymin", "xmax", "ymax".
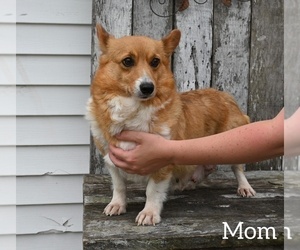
[{"xmin": 140, "ymin": 82, "xmax": 154, "ymax": 96}]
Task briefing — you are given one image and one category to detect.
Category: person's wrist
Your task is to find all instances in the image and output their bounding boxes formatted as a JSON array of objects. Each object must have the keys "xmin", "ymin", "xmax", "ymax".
[{"xmin": 165, "ymin": 139, "xmax": 177, "ymax": 165}]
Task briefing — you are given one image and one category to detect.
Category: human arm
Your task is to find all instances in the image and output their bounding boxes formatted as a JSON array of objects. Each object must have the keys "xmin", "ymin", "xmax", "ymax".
[{"xmin": 109, "ymin": 109, "xmax": 284, "ymax": 175}]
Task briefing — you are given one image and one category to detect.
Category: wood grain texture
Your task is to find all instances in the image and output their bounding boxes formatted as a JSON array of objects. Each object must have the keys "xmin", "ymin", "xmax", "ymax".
[
  {"xmin": 132, "ymin": 0, "xmax": 173, "ymax": 38},
  {"xmin": 247, "ymin": 0, "xmax": 283, "ymax": 171},
  {"xmin": 284, "ymin": 0, "xmax": 300, "ymax": 116},
  {"xmin": 212, "ymin": 0, "xmax": 251, "ymax": 112},
  {"xmin": 173, "ymin": 0, "xmax": 213, "ymax": 92},
  {"xmin": 83, "ymin": 171, "xmax": 284, "ymax": 250},
  {"xmin": 248, "ymin": 0, "xmax": 284, "ymax": 121},
  {"xmin": 284, "ymin": 0, "xmax": 300, "ymax": 170}
]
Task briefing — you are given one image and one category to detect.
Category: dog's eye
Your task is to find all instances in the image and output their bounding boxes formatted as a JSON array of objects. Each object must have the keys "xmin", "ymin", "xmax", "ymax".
[
  {"xmin": 150, "ymin": 58, "xmax": 160, "ymax": 68},
  {"xmin": 122, "ymin": 57, "xmax": 135, "ymax": 67}
]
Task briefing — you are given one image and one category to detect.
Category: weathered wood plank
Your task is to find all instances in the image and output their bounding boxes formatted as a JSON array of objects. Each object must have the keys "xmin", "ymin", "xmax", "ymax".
[
  {"xmin": 284, "ymin": 0, "xmax": 300, "ymax": 170},
  {"xmin": 83, "ymin": 171, "xmax": 284, "ymax": 250},
  {"xmin": 90, "ymin": 0, "xmax": 133, "ymax": 174},
  {"xmin": 284, "ymin": 0, "xmax": 300, "ymax": 116},
  {"xmin": 212, "ymin": 0, "xmax": 251, "ymax": 113},
  {"xmin": 247, "ymin": 0, "xmax": 284, "ymax": 171},
  {"xmin": 173, "ymin": 0, "xmax": 213, "ymax": 91},
  {"xmin": 248, "ymin": 0, "xmax": 283, "ymax": 120},
  {"xmin": 132, "ymin": 0, "xmax": 173, "ymax": 38}
]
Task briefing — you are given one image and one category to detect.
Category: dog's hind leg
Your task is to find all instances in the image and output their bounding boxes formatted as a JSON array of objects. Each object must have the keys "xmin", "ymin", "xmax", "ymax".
[
  {"xmin": 103, "ymin": 155, "xmax": 127, "ymax": 216},
  {"xmin": 231, "ymin": 164, "xmax": 256, "ymax": 197}
]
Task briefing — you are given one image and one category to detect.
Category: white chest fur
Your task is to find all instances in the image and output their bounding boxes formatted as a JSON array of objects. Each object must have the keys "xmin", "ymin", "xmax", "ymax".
[
  {"xmin": 108, "ymin": 96, "xmax": 157, "ymax": 133},
  {"xmin": 86, "ymin": 96, "xmax": 171, "ymax": 152}
]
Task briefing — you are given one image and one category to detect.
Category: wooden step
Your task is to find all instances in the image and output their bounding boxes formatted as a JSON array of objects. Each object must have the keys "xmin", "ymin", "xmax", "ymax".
[{"xmin": 83, "ymin": 171, "xmax": 284, "ymax": 250}]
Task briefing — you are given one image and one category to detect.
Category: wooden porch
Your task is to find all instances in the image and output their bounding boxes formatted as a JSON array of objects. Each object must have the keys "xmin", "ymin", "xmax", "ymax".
[{"xmin": 83, "ymin": 171, "xmax": 284, "ymax": 249}]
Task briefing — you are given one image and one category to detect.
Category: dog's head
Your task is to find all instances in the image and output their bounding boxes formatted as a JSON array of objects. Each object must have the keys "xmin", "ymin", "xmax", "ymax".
[{"xmin": 93, "ymin": 24, "xmax": 181, "ymax": 102}]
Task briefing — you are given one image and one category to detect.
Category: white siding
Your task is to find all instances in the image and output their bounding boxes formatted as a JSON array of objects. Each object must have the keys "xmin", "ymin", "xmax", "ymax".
[
  {"xmin": 0, "ymin": 0, "xmax": 92, "ymax": 249},
  {"xmin": 0, "ymin": 206, "xmax": 16, "ymax": 234},
  {"xmin": 17, "ymin": 176, "xmax": 83, "ymax": 205},
  {"xmin": 17, "ymin": 55, "xmax": 91, "ymax": 85},
  {"xmin": 0, "ymin": 117, "xmax": 16, "ymax": 145},
  {"xmin": 0, "ymin": 55, "xmax": 16, "ymax": 85},
  {"xmin": 17, "ymin": 24, "xmax": 91, "ymax": 55},
  {"xmin": 0, "ymin": 1, "xmax": 17, "ymax": 249},
  {"xmin": 17, "ymin": 116, "xmax": 89, "ymax": 145},
  {"xmin": 0, "ymin": 147, "xmax": 16, "ymax": 176},
  {"xmin": 16, "ymin": 0, "xmax": 92, "ymax": 24},
  {"xmin": 16, "ymin": 146, "xmax": 89, "ymax": 176},
  {"xmin": 17, "ymin": 204, "xmax": 83, "ymax": 234},
  {"xmin": 0, "ymin": 177, "xmax": 16, "ymax": 205},
  {"xmin": 17, "ymin": 233, "xmax": 83, "ymax": 250},
  {"xmin": 16, "ymin": 86, "xmax": 90, "ymax": 115}
]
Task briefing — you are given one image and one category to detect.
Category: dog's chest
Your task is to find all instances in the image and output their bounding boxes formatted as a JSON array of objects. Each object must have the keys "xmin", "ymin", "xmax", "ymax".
[{"xmin": 108, "ymin": 96, "xmax": 157, "ymax": 135}]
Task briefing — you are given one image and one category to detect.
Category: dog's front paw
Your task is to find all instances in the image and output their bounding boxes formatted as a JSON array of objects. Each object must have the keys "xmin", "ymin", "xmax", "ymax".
[
  {"xmin": 135, "ymin": 209, "xmax": 161, "ymax": 226},
  {"xmin": 237, "ymin": 185, "xmax": 256, "ymax": 197},
  {"xmin": 103, "ymin": 202, "xmax": 126, "ymax": 216}
]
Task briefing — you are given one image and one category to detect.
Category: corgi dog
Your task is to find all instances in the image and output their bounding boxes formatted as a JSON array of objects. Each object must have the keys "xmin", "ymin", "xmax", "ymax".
[{"xmin": 86, "ymin": 24, "xmax": 256, "ymax": 226}]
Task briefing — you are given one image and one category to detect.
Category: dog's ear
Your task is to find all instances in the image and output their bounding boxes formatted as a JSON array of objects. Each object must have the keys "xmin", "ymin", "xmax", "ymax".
[
  {"xmin": 162, "ymin": 29, "xmax": 181, "ymax": 57},
  {"xmin": 96, "ymin": 24, "xmax": 114, "ymax": 53}
]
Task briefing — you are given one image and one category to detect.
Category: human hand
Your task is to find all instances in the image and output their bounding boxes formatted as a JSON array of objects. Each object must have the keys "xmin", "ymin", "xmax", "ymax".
[{"xmin": 109, "ymin": 131, "xmax": 173, "ymax": 175}]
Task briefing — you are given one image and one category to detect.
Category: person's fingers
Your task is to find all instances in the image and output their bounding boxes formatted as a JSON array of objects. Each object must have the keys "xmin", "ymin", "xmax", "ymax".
[
  {"xmin": 109, "ymin": 144, "xmax": 125, "ymax": 160},
  {"xmin": 115, "ymin": 131, "xmax": 144, "ymax": 143},
  {"xmin": 108, "ymin": 150, "xmax": 140, "ymax": 174},
  {"xmin": 109, "ymin": 150, "xmax": 129, "ymax": 169}
]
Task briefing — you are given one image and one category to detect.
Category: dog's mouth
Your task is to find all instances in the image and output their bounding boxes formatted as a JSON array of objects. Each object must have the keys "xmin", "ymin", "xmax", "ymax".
[
  {"xmin": 138, "ymin": 93, "xmax": 155, "ymax": 100},
  {"xmin": 136, "ymin": 82, "xmax": 156, "ymax": 100}
]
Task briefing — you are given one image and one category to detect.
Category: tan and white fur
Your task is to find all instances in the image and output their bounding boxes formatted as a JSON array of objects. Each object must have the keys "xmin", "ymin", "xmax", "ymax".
[{"xmin": 86, "ymin": 24, "xmax": 256, "ymax": 226}]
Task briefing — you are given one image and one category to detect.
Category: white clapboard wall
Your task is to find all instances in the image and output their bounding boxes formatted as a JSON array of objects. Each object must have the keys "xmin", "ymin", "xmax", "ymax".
[{"xmin": 0, "ymin": 0, "xmax": 92, "ymax": 249}]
